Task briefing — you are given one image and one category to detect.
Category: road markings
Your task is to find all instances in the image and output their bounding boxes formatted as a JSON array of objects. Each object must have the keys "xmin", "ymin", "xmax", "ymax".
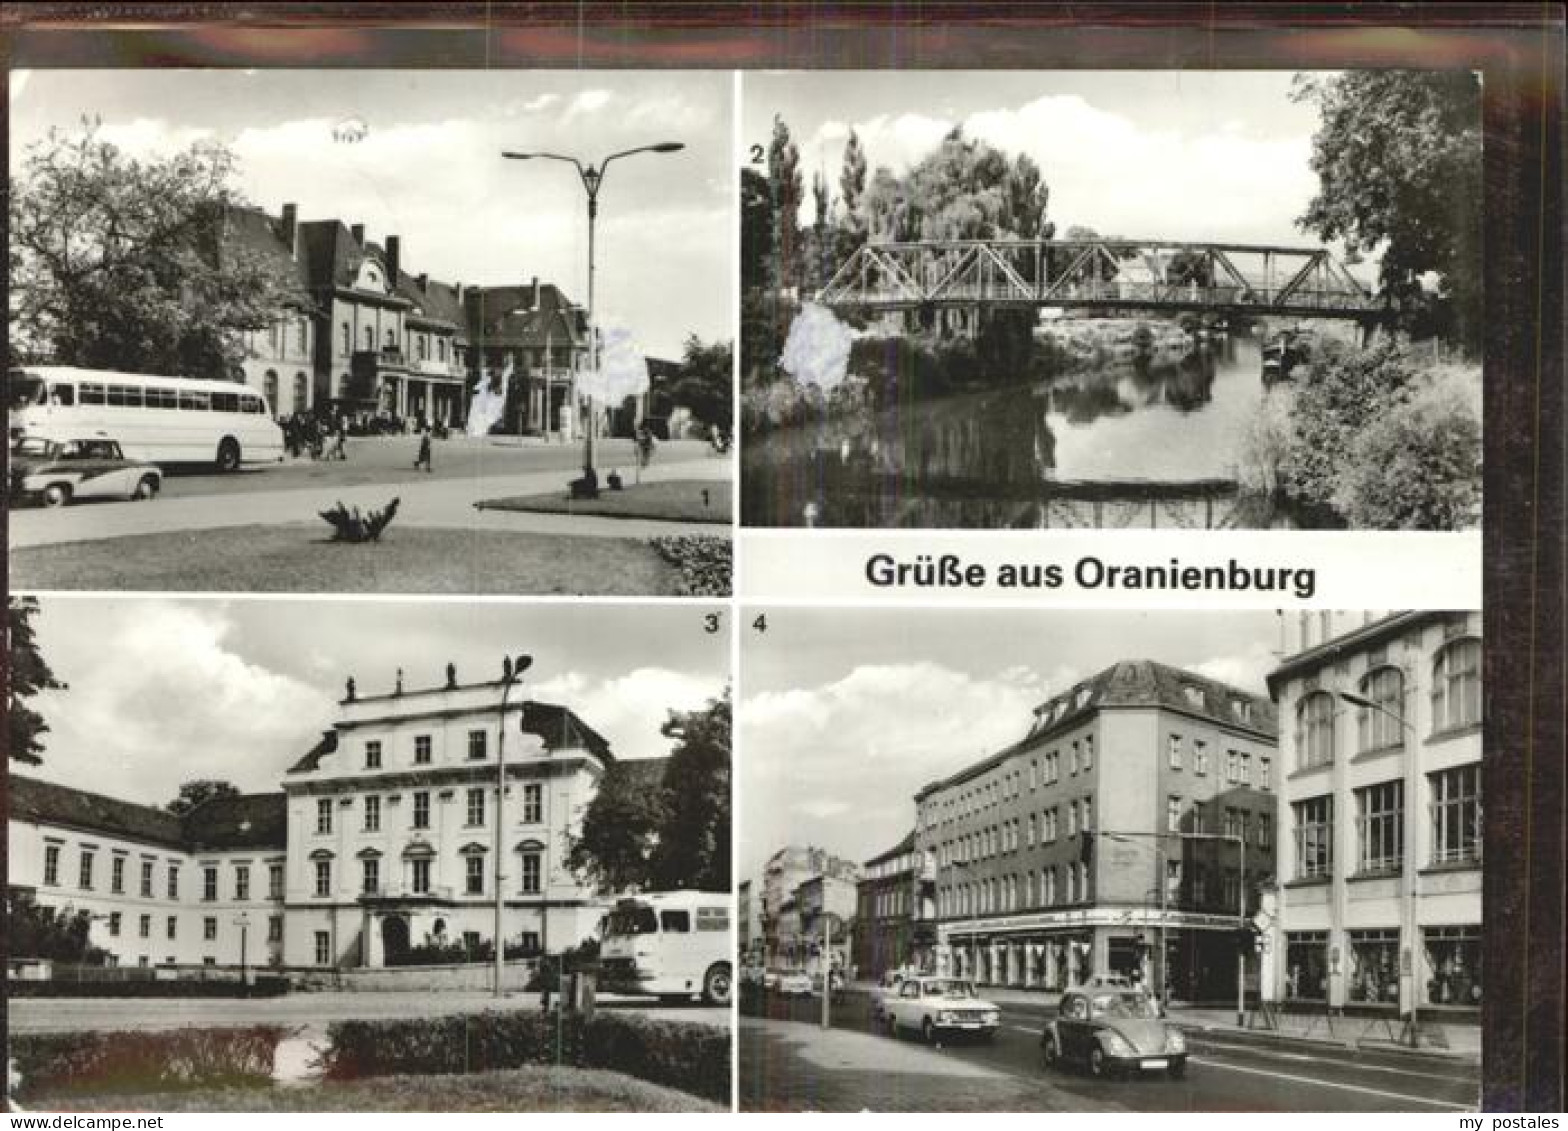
[
  {"xmin": 1189, "ymin": 1038, "xmax": 1473, "ymax": 1083},
  {"xmin": 1188, "ymin": 1056, "xmax": 1475, "ymax": 1110}
]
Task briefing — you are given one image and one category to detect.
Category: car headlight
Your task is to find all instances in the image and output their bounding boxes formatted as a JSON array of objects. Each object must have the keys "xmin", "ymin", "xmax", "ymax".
[
  {"xmin": 937, "ymin": 1011, "xmax": 956, "ymax": 1024},
  {"xmin": 1165, "ymin": 1029, "xmax": 1186, "ymax": 1053},
  {"xmin": 1102, "ymin": 1033, "xmax": 1135, "ymax": 1058}
]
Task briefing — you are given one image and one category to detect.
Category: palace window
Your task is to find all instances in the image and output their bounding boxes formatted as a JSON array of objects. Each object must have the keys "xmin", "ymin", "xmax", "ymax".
[
  {"xmin": 315, "ymin": 931, "xmax": 331, "ymax": 966},
  {"xmin": 111, "ymin": 855, "xmax": 126, "ymax": 894},
  {"xmin": 235, "ymin": 864, "xmax": 251, "ymax": 901},
  {"xmin": 520, "ymin": 853, "xmax": 541, "ymax": 895},
  {"xmin": 1194, "ymin": 740, "xmax": 1209, "ymax": 775},
  {"xmin": 139, "ymin": 914, "xmax": 151, "ymax": 939},
  {"xmin": 141, "ymin": 860, "xmax": 155, "ymax": 898},
  {"xmin": 168, "ymin": 865, "xmax": 179, "ymax": 900},
  {"xmin": 411, "ymin": 858, "xmax": 432, "ymax": 894},
  {"xmin": 166, "ymin": 916, "xmax": 178, "ymax": 940},
  {"xmin": 1259, "ymin": 755, "xmax": 1272, "ymax": 790},
  {"xmin": 78, "ymin": 849, "xmax": 95, "ymax": 890},
  {"xmin": 203, "ymin": 865, "xmax": 218, "ymax": 902},
  {"xmin": 269, "ymin": 863, "xmax": 284, "ymax": 901},
  {"xmin": 108, "ymin": 912, "xmax": 121, "ymax": 937},
  {"xmin": 1168, "ymin": 734, "xmax": 1183, "ymax": 770},
  {"xmin": 1430, "ymin": 764, "xmax": 1482, "ymax": 864},
  {"xmin": 1356, "ymin": 781, "xmax": 1403, "ymax": 874},
  {"xmin": 364, "ymin": 796, "xmax": 381, "ymax": 832},
  {"xmin": 314, "ymin": 859, "xmax": 332, "ymax": 898},
  {"xmin": 1166, "ymin": 795, "xmax": 1182, "ymax": 833},
  {"xmin": 1432, "ymin": 640, "xmax": 1481, "ymax": 731},
  {"xmin": 316, "ymin": 798, "xmax": 333, "ymax": 835},
  {"xmin": 268, "ymin": 914, "xmax": 283, "ymax": 943},
  {"xmin": 362, "ymin": 857, "xmax": 380, "ymax": 895},
  {"xmin": 412, "ymin": 791, "xmax": 430, "ymax": 829},
  {"xmin": 414, "ymin": 735, "xmax": 432, "ymax": 765},
  {"xmin": 1292, "ymin": 796, "xmax": 1334, "ymax": 879},
  {"xmin": 203, "ymin": 917, "xmax": 217, "ymax": 941},
  {"xmin": 467, "ymin": 730, "xmax": 487, "ymax": 760},
  {"xmin": 466, "ymin": 787, "xmax": 486, "ymax": 827},
  {"xmin": 465, "ymin": 855, "xmax": 485, "ymax": 896},
  {"xmin": 522, "ymin": 784, "xmax": 543, "ymax": 823},
  {"xmin": 365, "ymin": 740, "xmax": 382, "ymax": 769}
]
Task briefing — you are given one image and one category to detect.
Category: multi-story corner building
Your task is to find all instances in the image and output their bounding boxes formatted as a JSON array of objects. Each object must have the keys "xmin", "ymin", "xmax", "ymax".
[
  {"xmin": 1267, "ymin": 611, "xmax": 1482, "ymax": 1028},
  {"xmin": 795, "ymin": 872, "xmax": 858, "ymax": 975},
  {"xmin": 758, "ymin": 844, "xmax": 860, "ymax": 967},
  {"xmin": 855, "ymin": 832, "xmax": 918, "ymax": 979},
  {"xmin": 7, "ymin": 777, "xmax": 286, "ymax": 969},
  {"xmin": 9, "ymin": 663, "xmax": 643, "ymax": 974},
  {"xmin": 914, "ymin": 660, "xmax": 1278, "ymax": 1001},
  {"xmin": 281, "ymin": 665, "xmax": 614, "ymax": 968},
  {"xmin": 465, "ymin": 280, "xmax": 588, "ymax": 438}
]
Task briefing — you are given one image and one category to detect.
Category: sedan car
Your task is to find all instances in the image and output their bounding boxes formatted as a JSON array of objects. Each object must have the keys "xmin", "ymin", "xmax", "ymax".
[
  {"xmin": 9, "ymin": 437, "xmax": 161, "ymax": 506},
  {"xmin": 882, "ymin": 976, "xmax": 1001, "ymax": 1043},
  {"xmin": 1041, "ymin": 989, "xmax": 1187, "ymax": 1078},
  {"xmin": 774, "ymin": 968, "xmax": 813, "ymax": 997}
]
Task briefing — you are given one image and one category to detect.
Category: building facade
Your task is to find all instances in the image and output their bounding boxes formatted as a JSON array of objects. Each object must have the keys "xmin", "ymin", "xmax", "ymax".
[
  {"xmin": 7, "ymin": 777, "xmax": 286, "ymax": 969},
  {"xmin": 9, "ymin": 665, "xmax": 632, "ymax": 973},
  {"xmin": 758, "ymin": 845, "xmax": 860, "ymax": 967},
  {"xmin": 795, "ymin": 873, "xmax": 858, "ymax": 976},
  {"xmin": 854, "ymin": 832, "xmax": 918, "ymax": 979},
  {"xmin": 1268, "ymin": 611, "xmax": 1482, "ymax": 1025},
  {"xmin": 914, "ymin": 660, "xmax": 1278, "ymax": 1002}
]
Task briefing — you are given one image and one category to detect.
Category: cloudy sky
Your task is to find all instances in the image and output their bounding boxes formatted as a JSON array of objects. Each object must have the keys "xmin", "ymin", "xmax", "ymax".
[
  {"xmin": 744, "ymin": 70, "xmax": 1343, "ymax": 253},
  {"xmin": 8, "ymin": 70, "xmax": 733, "ymax": 360},
  {"xmin": 738, "ymin": 609, "xmax": 1287, "ymax": 885},
  {"xmin": 20, "ymin": 597, "xmax": 730, "ymax": 809}
]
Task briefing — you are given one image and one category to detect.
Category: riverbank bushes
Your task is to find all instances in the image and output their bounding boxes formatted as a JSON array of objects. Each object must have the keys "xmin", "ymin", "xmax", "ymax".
[{"xmin": 1242, "ymin": 340, "xmax": 1481, "ymax": 530}]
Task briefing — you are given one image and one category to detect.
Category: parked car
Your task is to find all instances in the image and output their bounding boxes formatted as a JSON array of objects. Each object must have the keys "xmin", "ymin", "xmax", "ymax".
[
  {"xmin": 9, "ymin": 436, "xmax": 162, "ymax": 507},
  {"xmin": 809, "ymin": 968, "xmax": 846, "ymax": 998},
  {"xmin": 761, "ymin": 968, "xmax": 782, "ymax": 992},
  {"xmin": 774, "ymin": 968, "xmax": 813, "ymax": 997},
  {"xmin": 880, "ymin": 975, "xmax": 1000, "ymax": 1043},
  {"xmin": 1040, "ymin": 988, "xmax": 1187, "ymax": 1079},
  {"xmin": 870, "ymin": 970, "xmax": 906, "ymax": 1022}
]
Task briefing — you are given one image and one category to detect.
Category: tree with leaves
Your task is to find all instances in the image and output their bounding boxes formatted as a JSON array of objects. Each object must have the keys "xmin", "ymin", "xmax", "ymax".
[
  {"xmin": 1293, "ymin": 71, "xmax": 1482, "ymax": 351},
  {"xmin": 166, "ymin": 779, "xmax": 242, "ymax": 816},
  {"xmin": 669, "ymin": 334, "xmax": 734, "ymax": 430},
  {"xmin": 766, "ymin": 114, "xmax": 804, "ymax": 295},
  {"xmin": 6, "ymin": 894, "xmax": 109, "ymax": 964},
  {"xmin": 649, "ymin": 691, "xmax": 731, "ymax": 891},
  {"xmin": 838, "ymin": 129, "xmax": 868, "ymax": 242},
  {"xmin": 8, "ymin": 121, "xmax": 300, "ymax": 376},
  {"xmin": 567, "ymin": 761, "xmax": 669, "ymax": 894},
  {"xmin": 7, "ymin": 597, "xmax": 65, "ymax": 766}
]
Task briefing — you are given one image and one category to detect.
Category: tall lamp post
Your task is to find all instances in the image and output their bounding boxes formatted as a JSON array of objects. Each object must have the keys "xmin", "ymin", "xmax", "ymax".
[
  {"xmin": 500, "ymin": 142, "xmax": 685, "ymax": 473},
  {"xmin": 494, "ymin": 653, "xmax": 534, "ymax": 999},
  {"xmin": 1338, "ymin": 688, "xmax": 1423, "ymax": 1047}
]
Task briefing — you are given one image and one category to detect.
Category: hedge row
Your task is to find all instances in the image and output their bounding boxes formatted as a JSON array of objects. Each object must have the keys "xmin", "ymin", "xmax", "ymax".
[
  {"xmin": 7, "ymin": 976, "xmax": 290, "ymax": 999},
  {"xmin": 10, "ymin": 1026, "xmax": 286, "ymax": 1099},
  {"xmin": 320, "ymin": 1010, "xmax": 729, "ymax": 1105}
]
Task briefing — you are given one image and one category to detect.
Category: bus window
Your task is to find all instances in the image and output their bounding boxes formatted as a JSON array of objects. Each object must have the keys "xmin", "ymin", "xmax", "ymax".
[
  {"xmin": 106, "ymin": 384, "xmax": 143, "ymax": 408},
  {"xmin": 211, "ymin": 391, "xmax": 239, "ymax": 413},
  {"xmin": 241, "ymin": 395, "xmax": 265, "ymax": 415},
  {"xmin": 696, "ymin": 907, "xmax": 729, "ymax": 931},
  {"xmin": 79, "ymin": 383, "xmax": 106, "ymax": 406},
  {"xmin": 659, "ymin": 910, "xmax": 691, "ymax": 933},
  {"xmin": 146, "ymin": 388, "xmax": 178, "ymax": 410},
  {"xmin": 178, "ymin": 389, "xmax": 211, "ymax": 411},
  {"xmin": 605, "ymin": 905, "xmax": 658, "ymax": 936}
]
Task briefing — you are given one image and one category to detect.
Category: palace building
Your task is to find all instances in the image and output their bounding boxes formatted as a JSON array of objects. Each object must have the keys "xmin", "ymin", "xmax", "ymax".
[
  {"xmin": 913, "ymin": 660, "xmax": 1278, "ymax": 1002},
  {"xmin": 7, "ymin": 664, "xmax": 633, "ymax": 972}
]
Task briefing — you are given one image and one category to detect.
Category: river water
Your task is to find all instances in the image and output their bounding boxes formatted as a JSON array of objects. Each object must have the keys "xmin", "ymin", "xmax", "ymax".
[{"xmin": 741, "ymin": 332, "xmax": 1297, "ymax": 529}]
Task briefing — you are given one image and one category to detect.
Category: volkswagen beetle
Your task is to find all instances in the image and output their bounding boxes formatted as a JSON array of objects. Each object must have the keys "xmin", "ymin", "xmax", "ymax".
[{"xmin": 1041, "ymin": 988, "xmax": 1187, "ymax": 1078}]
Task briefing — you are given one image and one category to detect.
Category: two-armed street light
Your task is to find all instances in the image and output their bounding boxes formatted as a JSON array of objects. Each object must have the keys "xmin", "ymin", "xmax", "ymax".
[
  {"xmin": 494, "ymin": 653, "xmax": 534, "ymax": 999},
  {"xmin": 500, "ymin": 143, "xmax": 685, "ymax": 474}
]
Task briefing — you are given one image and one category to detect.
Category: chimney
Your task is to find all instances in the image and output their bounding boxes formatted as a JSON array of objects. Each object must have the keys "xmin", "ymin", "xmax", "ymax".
[
  {"xmin": 417, "ymin": 272, "xmax": 428, "ymax": 292},
  {"xmin": 351, "ymin": 223, "xmax": 365, "ymax": 245},
  {"xmin": 386, "ymin": 235, "xmax": 401, "ymax": 283},
  {"xmin": 279, "ymin": 203, "xmax": 298, "ymax": 257},
  {"xmin": 532, "ymin": 276, "xmax": 540, "ymax": 308},
  {"xmin": 456, "ymin": 282, "xmax": 465, "ymax": 304}
]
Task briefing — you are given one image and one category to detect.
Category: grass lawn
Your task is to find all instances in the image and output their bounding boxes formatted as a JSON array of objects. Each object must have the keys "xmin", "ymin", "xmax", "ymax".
[
  {"xmin": 8, "ymin": 525, "xmax": 681, "ymax": 595},
  {"xmin": 476, "ymin": 479, "xmax": 732, "ymax": 524},
  {"xmin": 24, "ymin": 1066, "xmax": 723, "ymax": 1113}
]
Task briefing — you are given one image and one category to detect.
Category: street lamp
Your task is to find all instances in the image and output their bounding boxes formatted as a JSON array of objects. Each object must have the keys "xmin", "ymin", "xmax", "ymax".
[
  {"xmin": 1337, "ymin": 688, "xmax": 1423, "ymax": 1047},
  {"xmin": 500, "ymin": 142, "xmax": 685, "ymax": 474},
  {"xmin": 494, "ymin": 653, "xmax": 534, "ymax": 998}
]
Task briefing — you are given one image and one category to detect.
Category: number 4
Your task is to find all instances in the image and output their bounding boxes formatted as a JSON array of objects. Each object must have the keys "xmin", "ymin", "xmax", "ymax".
[{"xmin": 752, "ymin": 615, "xmax": 768, "ymax": 633}]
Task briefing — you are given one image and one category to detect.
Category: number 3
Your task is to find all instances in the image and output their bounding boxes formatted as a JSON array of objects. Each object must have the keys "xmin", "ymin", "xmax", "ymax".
[{"xmin": 704, "ymin": 613, "xmax": 721, "ymax": 634}]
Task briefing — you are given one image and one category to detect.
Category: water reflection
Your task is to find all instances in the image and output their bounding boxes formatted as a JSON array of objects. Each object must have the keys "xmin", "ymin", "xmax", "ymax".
[{"xmin": 742, "ymin": 333, "xmax": 1307, "ymax": 528}]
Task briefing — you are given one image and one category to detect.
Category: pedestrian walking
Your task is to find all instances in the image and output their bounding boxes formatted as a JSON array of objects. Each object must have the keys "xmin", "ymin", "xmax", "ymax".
[
  {"xmin": 414, "ymin": 425, "xmax": 433, "ymax": 472},
  {"xmin": 329, "ymin": 417, "xmax": 348, "ymax": 461}
]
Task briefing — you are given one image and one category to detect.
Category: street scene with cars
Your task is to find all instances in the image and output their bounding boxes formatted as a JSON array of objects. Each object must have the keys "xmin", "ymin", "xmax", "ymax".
[
  {"xmin": 7, "ymin": 69, "xmax": 734, "ymax": 596},
  {"xmin": 737, "ymin": 609, "xmax": 1483, "ymax": 1112}
]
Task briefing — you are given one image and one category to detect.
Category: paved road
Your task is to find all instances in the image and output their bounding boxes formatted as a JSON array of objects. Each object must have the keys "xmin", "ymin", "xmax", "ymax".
[
  {"xmin": 742, "ymin": 989, "xmax": 1479, "ymax": 1113},
  {"xmin": 9, "ymin": 438, "xmax": 731, "ymax": 551},
  {"xmin": 7, "ymin": 989, "xmax": 727, "ymax": 1035}
]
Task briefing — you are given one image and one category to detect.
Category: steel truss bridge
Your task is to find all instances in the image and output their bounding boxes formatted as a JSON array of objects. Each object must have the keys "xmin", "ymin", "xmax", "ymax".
[{"xmin": 816, "ymin": 238, "xmax": 1383, "ymax": 322}]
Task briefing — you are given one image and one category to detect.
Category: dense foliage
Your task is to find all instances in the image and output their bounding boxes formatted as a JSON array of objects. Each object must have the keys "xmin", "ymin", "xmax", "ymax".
[
  {"xmin": 319, "ymin": 1011, "xmax": 729, "ymax": 1104},
  {"xmin": 166, "ymin": 779, "xmax": 241, "ymax": 815},
  {"xmin": 7, "ymin": 596, "xmax": 65, "ymax": 766},
  {"xmin": 1294, "ymin": 72, "xmax": 1482, "ymax": 351},
  {"xmin": 8, "ymin": 122, "xmax": 301, "ymax": 375},
  {"xmin": 10, "ymin": 1026, "xmax": 285, "ymax": 1099},
  {"xmin": 5, "ymin": 896, "xmax": 108, "ymax": 964}
]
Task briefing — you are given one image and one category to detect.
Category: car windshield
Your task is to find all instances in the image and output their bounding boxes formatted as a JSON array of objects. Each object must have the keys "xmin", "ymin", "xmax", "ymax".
[
  {"xmin": 7, "ymin": 374, "xmax": 46, "ymax": 410},
  {"xmin": 1094, "ymin": 993, "xmax": 1160, "ymax": 1019},
  {"xmin": 11, "ymin": 437, "xmax": 56, "ymax": 457},
  {"xmin": 925, "ymin": 980, "xmax": 977, "ymax": 999}
]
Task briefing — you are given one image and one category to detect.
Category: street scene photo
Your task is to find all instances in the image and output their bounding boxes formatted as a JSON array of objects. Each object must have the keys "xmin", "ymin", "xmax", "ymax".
[
  {"xmin": 740, "ymin": 71, "xmax": 1482, "ymax": 530},
  {"xmin": 7, "ymin": 70, "xmax": 735, "ymax": 595},
  {"xmin": 6, "ymin": 597, "xmax": 732, "ymax": 1112},
  {"xmin": 737, "ymin": 608, "xmax": 1481, "ymax": 1112}
]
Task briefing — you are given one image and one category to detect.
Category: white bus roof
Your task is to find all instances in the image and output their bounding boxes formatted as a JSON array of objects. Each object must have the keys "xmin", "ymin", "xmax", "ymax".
[
  {"xmin": 11, "ymin": 366, "xmax": 264, "ymax": 394},
  {"xmin": 615, "ymin": 890, "xmax": 730, "ymax": 906}
]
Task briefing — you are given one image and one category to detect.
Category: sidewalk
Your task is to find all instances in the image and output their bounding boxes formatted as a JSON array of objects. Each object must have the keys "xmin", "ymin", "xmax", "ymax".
[{"xmin": 738, "ymin": 1016, "xmax": 1117, "ymax": 1113}]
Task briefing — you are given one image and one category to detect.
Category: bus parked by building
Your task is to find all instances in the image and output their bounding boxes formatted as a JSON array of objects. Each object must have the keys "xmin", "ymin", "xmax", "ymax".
[
  {"xmin": 598, "ymin": 890, "xmax": 733, "ymax": 1006},
  {"xmin": 8, "ymin": 366, "xmax": 285, "ymax": 471}
]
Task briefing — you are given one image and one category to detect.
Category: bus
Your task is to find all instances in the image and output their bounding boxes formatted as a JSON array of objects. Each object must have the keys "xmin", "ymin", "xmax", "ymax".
[
  {"xmin": 8, "ymin": 365, "xmax": 285, "ymax": 471},
  {"xmin": 598, "ymin": 890, "xmax": 733, "ymax": 1006}
]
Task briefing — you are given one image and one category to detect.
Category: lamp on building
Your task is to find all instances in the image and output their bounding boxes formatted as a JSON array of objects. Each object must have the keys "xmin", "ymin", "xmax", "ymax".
[
  {"xmin": 494, "ymin": 653, "xmax": 534, "ymax": 999},
  {"xmin": 500, "ymin": 142, "xmax": 685, "ymax": 472},
  {"xmin": 1337, "ymin": 688, "xmax": 1424, "ymax": 1048}
]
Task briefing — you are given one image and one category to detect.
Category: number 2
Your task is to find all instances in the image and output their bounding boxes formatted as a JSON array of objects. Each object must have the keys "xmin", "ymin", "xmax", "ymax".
[{"xmin": 749, "ymin": 143, "xmax": 764, "ymax": 164}]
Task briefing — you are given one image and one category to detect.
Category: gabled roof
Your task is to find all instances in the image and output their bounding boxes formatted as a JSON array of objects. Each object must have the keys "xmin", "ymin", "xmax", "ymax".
[
  {"xmin": 395, "ymin": 269, "xmax": 468, "ymax": 337},
  {"xmin": 465, "ymin": 284, "xmax": 586, "ymax": 349},
  {"xmin": 287, "ymin": 730, "xmax": 340, "ymax": 775},
  {"xmin": 296, "ymin": 220, "xmax": 409, "ymax": 305},
  {"xmin": 863, "ymin": 830, "xmax": 916, "ymax": 869},
  {"xmin": 214, "ymin": 206, "xmax": 312, "ymax": 308},
  {"xmin": 181, "ymin": 792, "xmax": 288, "ymax": 852},
  {"xmin": 8, "ymin": 775, "xmax": 286, "ymax": 853}
]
